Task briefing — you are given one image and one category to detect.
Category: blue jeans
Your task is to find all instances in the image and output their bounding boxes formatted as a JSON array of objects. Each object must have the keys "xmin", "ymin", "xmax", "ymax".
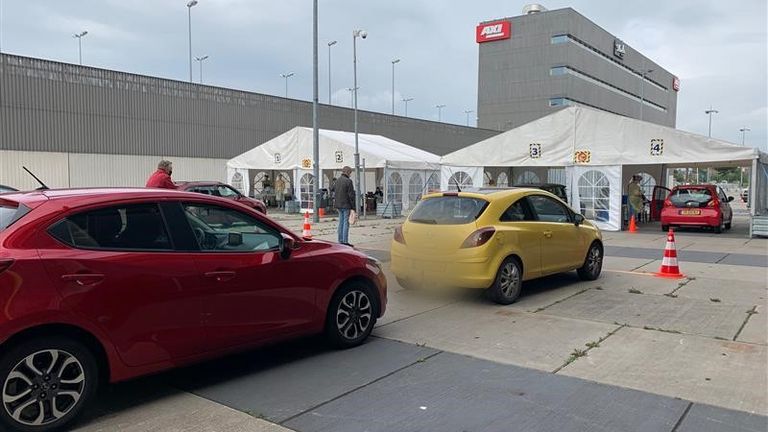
[{"xmin": 338, "ymin": 208, "xmax": 350, "ymax": 244}]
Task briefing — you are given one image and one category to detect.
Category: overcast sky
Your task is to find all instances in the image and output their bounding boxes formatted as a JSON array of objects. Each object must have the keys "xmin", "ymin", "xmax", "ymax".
[{"xmin": 0, "ymin": 0, "xmax": 766, "ymax": 149}]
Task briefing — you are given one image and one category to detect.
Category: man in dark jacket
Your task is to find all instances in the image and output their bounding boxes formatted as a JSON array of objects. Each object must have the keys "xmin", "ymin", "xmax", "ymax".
[
  {"xmin": 334, "ymin": 166, "xmax": 355, "ymax": 245},
  {"xmin": 146, "ymin": 160, "xmax": 178, "ymax": 189}
]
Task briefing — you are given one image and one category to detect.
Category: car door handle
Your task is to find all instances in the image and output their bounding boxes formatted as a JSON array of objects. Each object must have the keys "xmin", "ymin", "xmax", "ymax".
[
  {"xmin": 543, "ymin": 231, "xmax": 553, "ymax": 238},
  {"xmin": 204, "ymin": 271, "xmax": 236, "ymax": 282},
  {"xmin": 61, "ymin": 273, "xmax": 105, "ymax": 287}
]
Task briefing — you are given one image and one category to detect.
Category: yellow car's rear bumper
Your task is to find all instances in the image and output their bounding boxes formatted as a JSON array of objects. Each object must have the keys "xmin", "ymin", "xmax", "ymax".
[{"xmin": 390, "ymin": 241, "xmax": 498, "ymax": 289}]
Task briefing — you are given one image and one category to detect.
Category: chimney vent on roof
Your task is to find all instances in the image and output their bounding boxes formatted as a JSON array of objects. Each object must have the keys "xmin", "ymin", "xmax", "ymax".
[{"xmin": 523, "ymin": 4, "xmax": 548, "ymax": 14}]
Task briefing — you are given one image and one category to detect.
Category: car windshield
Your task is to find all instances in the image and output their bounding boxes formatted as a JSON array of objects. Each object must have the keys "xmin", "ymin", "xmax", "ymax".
[
  {"xmin": 409, "ymin": 196, "xmax": 488, "ymax": 225},
  {"xmin": 669, "ymin": 188, "xmax": 713, "ymax": 208}
]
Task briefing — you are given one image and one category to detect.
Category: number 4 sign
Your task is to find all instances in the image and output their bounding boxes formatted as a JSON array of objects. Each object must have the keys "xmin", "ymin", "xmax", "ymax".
[
  {"xmin": 650, "ymin": 139, "xmax": 664, "ymax": 156},
  {"xmin": 529, "ymin": 143, "xmax": 542, "ymax": 159}
]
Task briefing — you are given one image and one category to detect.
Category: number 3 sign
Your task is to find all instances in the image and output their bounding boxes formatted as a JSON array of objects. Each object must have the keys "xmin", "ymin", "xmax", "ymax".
[{"xmin": 529, "ymin": 143, "xmax": 542, "ymax": 159}]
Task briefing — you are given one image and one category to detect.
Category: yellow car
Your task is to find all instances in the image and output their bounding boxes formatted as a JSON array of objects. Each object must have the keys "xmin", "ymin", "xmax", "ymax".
[{"xmin": 391, "ymin": 188, "xmax": 603, "ymax": 304}]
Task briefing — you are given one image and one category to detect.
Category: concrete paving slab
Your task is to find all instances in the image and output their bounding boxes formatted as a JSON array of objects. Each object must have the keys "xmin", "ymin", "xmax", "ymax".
[
  {"xmin": 560, "ymin": 327, "xmax": 768, "ymax": 415},
  {"xmin": 172, "ymin": 337, "xmax": 437, "ymax": 423},
  {"xmin": 75, "ymin": 386, "xmax": 291, "ymax": 432},
  {"xmin": 507, "ymin": 273, "xmax": 595, "ymax": 312},
  {"xmin": 376, "ymin": 267, "xmax": 455, "ymax": 326},
  {"xmin": 737, "ymin": 305, "xmax": 768, "ymax": 345},
  {"xmin": 583, "ymin": 271, "xmax": 681, "ymax": 296},
  {"xmin": 375, "ymin": 301, "xmax": 619, "ymax": 371},
  {"xmin": 542, "ymin": 290, "xmax": 747, "ymax": 339},
  {"xmin": 636, "ymin": 260, "xmax": 768, "ymax": 284},
  {"xmin": 677, "ymin": 403, "xmax": 768, "ymax": 432},
  {"xmin": 285, "ymin": 351, "xmax": 690, "ymax": 432},
  {"xmin": 602, "ymin": 256, "xmax": 656, "ymax": 271},
  {"xmin": 720, "ymin": 253, "xmax": 768, "ymax": 267},
  {"xmin": 676, "ymin": 278, "xmax": 767, "ymax": 307}
]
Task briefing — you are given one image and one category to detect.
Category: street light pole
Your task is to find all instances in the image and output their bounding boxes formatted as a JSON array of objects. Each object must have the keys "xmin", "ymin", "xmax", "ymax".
[
  {"xmin": 739, "ymin": 127, "xmax": 750, "ymax": 146},
  {"xmin": 352, "ymin": 29, "xmax": 367, "ymax": 213},
  {"xmin": 327, "ymin": 40, "xmax": 337, "ymax": 105},
  {"xmin": 705, "ymin": 106, "xmax": 719, "ymax": 137},
  {"xmin": 312, "ymin": 0, "xmax": 320, "ymax": 223},
  {"xmin": 280, "ymin": 72, "xmax": 294, "ymax": 98},
  {"xmin": 402, "ymin": 97, "xmax": 414, "ymax": 116},
  {"xmin": 464, "ymin": 109, "xmax": 474, "ymax": 127},
  {"xmin": 391, "ymin": 58, "xmax": 400, "ymax": 115},
  {"xmin": 194, "ymin": 55, "xmax": 209, "ymax": 83},
  {"xmin": 346, "ymin": 88, "xmax": 355, "ymax": 107},
  {"xmin": 435, "ymin": 104, "xmax": 446, "ymax": 122},
  {"xmin": 186, "ymin": 0, "xmax": 198, "ymax": 83},
  {"xmin": 639, "ymin": 68, "xmax": 653, "ymax": 121},
  {"xmin": 73, "ymin": 31, "xmax": 88, "ymax": 65}
]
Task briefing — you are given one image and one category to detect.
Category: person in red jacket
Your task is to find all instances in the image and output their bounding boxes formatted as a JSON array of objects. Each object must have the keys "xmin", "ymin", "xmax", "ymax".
[{"xmin": 146, "ymin": 160, "xmax": 178, "ymax": 189}]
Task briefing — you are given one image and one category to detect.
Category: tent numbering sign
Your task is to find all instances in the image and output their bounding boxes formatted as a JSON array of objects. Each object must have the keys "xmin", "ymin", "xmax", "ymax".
[{"xmin": 650, "ymin": 139, "xmax": 664, "ymax": 156}]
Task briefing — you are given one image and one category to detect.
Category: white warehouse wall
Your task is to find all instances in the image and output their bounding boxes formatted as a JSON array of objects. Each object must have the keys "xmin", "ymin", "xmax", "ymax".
[{"xmin": 0, "ymin": 150, "xmax": 227, "ymax": 190}]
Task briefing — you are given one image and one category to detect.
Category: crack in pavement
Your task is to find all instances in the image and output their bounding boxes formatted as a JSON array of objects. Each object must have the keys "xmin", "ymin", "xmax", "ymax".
[
  {"xmin": 733, "ymin": 305, "xmax": 759, "ymax": 342},
  {"xmin": 551, "ymin": 324, "xmax": 626, "ymax": 374}
]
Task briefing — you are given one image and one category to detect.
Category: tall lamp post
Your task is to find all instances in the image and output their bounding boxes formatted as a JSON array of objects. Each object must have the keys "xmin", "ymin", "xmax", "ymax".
[
  {"xmin": 186, "ymin": 0, "xmax": 198, "ymax": 82},
  {"xmin": 390, "ymin": 58, "xmax": 400, "ymax": 115},
  {"xmin": 739, "ymin": 127, "xmax": 751, "ymax": 188},
  {"xmin": 705, "ymin": 106, "xmax": 719, "ymax": 137},
  {"xmin": 402, "ymin": 97, "xmax": 414, "ymax": 116},
  {"xmin": 346, "ymin": 87, "xmax": 355, "ymax": 107},
  {"xmin": 435, "ymin": 104, "xmax": 446, "ymax": 122},
  {"xmin": 352, "ymin": 29, "xmax": 367, "ymax": 213},
  {"xmin": 280, "ymin": 72, "xmax": 294, "ymax": 98},
  {"xmin": 464, "ymin": 109, "xmax": 474, "ymax": 127},
  {"xmin": 327, "ymin": 40, "xmax": 337, "ymax": 104},
  {"xmin": 73, "ymin": 31, "xmax": 88, "ymax": 65},
  {"xmin": 194, "ymin": 55, "xmax": 209, "ymax": 83},
  {"xmin": 639, "ymin": 68, "xmax": 653, "ymax": 121},
  {"xmin": 312, "ymin": 0, "xmax": 320, "ymax": 222}
]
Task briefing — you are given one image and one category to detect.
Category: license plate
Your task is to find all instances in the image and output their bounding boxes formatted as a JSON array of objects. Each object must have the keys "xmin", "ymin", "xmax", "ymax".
[{"xmin": 680, "ymin": 209, "xmax": 701, "ymax": 215}]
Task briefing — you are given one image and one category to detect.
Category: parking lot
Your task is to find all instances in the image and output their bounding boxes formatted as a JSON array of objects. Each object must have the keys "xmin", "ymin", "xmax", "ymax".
[{"xmin": 64, "ymin": 201, "xmax": 768, "ymax": 432}]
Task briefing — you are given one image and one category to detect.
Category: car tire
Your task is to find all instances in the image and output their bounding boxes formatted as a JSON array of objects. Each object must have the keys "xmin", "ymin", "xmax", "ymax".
[
  {"xmin": 661, "ymin": 224, "xmax": 670, "ymax": 232},
  {"xmin": 486, "ymin": 257, "xmax": 523, "ymax": 305},
  {"xmin": 325, "ymin": 282, "xmax": 377, "ymax": 349},
  {"xmin": 577, "ymin": 242, "xmax": 603, "ymax": 281},
  {"xmin": 0, "ymin": 336, "xmax": 98, "ymax": 432},
  {"xmin": 725, "ymin": 221, "xmax": 732, "ymax": 230}
]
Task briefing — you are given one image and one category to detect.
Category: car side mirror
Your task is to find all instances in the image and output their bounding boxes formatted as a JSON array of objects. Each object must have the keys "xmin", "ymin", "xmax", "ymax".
[
  {"xmin": 228, "ymin": 232, "xmax": 243, "ymax": 246},
  {"xmin": 280, "ymin": 233, "xmax": 299, "ymax": 260},
  {"xmin": 574, "ymin": 214, "xmax": 585, "ymax": 226},
  {"xmin": 727, "ymin": 196, "xmax": 734, "ymax": 202}
]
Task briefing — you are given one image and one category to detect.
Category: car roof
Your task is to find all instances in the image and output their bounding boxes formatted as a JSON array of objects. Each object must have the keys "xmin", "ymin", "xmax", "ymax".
[
  {"xmin": 1, "ymin": 188, "xmax": 212, "ymax": 206},
  {"xmin": 422, "ymin": 187, "xmax": 551, "ymax": 200},
  {"xmin": 512, "ymin": 183, "xmax": 565, "ymax": 188},
  {"xmin": 175, "ymin": 181, "xmax": 224, "ymax": 188}
]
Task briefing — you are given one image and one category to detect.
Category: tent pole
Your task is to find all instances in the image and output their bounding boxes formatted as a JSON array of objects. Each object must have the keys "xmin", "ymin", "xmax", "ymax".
[{"xmin": 362, "ymin": 158, "xmax": 367, "ymax": 219}]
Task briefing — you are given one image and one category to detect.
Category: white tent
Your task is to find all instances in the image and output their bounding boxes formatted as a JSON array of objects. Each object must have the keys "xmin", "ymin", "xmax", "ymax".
[
  {"xmin": 227, "ymin": 127, "xmax": 441, "ymax": 212},
  {"xmin": 441, "ymin": 106, "xmax": 767, "ymax": 231}
]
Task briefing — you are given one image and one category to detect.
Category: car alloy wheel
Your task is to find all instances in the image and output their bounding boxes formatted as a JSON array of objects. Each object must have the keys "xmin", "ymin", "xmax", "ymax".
[
  {"xmin": 3, "ymin": 350, "xmax": 85, "ymax": 428},
  {"xmin": 487, "ymin": 258, "xmax": 522, "ymax": 305},
  {"xmin": 578, "ymin": 243, "xmax": 603, "ymax": 281},
  {"xmin": 335, "ymin": 290, "xmax": 373, "ymax": 342}
]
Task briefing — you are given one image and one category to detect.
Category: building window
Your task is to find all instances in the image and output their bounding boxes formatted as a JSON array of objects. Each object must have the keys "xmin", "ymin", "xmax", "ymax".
[
  {"xmin": 516, "ymin": 171, "xmax": 541, "ymax": 185},
  {"xmin": 387, "ymin": 172, "xmax": 403, "ymax": 205},
  {"xmin": 448, "ymin": 171, "xmax": 473, "ymax": 191},
  {"xmin": 578, "ymin": 170, "xmax": 610, "ymax": 222},
  {"xmin": 550, "ymin": 66, "xmax": 568, "ymax": 76},
  {"xmin": 549, "ymin": 97, "xmax": 569, "ymax": 107},
  {"xmin": 497, "ymin": 172, "xmax": 509, "ymax": 187},
  {"xmin": 408, "ymin": 173, "xmax": 423, "ymax": 204},
  {"xmin": 426, "ymin": 172, "xmax": 440, "ymax": 193},
  {"xmin": 300, "ymin": 174, "xmax": 315, "ymax": 209},
  {"xmin": 551, "ymin": 34, "xmax": 569, "ymax": 44}
]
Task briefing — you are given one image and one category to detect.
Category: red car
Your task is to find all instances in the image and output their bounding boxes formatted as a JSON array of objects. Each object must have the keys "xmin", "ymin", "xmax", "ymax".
[
  {"xmin": 176, "ymin": 181, "xmax": 267, "ymax": 214},
  {"xmin": 0, "ymin": 188, "xmax": 386, "ymax": 431},
  {"xmin": 660, "ymin": 184, "xmax": 734, "ymax": 233}
]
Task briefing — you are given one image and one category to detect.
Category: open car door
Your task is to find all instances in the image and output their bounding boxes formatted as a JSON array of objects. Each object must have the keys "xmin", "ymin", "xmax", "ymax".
[{"xmin": 651, "ymin": 185, "xmax": 671, "ymax": 221}]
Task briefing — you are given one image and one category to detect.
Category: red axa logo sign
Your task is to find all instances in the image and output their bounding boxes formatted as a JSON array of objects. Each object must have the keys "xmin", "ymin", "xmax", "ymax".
[{"xmin": 476, "ymin": 21, "xmax": 511, "ymax": 43}]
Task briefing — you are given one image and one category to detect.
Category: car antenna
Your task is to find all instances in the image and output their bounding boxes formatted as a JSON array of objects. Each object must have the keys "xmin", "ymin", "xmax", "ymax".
[
  {"xmin": 22, "ymin": 166, "xmax": 49, "ymax": 190},
  {"xmin": 447, "ymin": 167, "xmax": 461, "ymax": 193}
]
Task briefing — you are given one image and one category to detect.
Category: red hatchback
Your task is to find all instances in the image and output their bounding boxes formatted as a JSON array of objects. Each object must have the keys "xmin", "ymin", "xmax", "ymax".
[
  {"xmin": 0, "ymin": 189, "xmax": 386, "ymax": 431},
  {"xmin": 660, "ymin": 184, "xmax": 734, "ymax": 233},
  {"xmin": 176, "ymin": 181, "xmax": 267, "ymax": 214}
]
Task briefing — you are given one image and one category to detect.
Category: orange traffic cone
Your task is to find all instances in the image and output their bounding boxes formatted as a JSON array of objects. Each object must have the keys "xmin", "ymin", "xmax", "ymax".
[
  {"xmin": 318, "ymin": 207, "xmax": 326, "ymax": 217},
  {"xmin": 302, "ymin": 211, "xmax": 313, "ymax": 239},
  {"xmin": 656, "ymin": 228, "xmax": 684, "ymax": 278},
  {"xmin": 628, "ymin": 215, "xmax": 638, "ymax": 233}
]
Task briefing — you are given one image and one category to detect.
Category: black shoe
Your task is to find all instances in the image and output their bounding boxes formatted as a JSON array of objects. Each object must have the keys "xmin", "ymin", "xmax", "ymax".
[{"xmin": 343, "ymin": 242, "xmax": 354, "ymax": 247}]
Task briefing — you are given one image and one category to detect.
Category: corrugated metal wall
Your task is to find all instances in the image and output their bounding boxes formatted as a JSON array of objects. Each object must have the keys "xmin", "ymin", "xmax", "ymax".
[
  {"xmin": 0, "ymin": 54, "xmax": 498, "ymax": 158},
  {"xmin": 0, "ymin": 150, "xmax": 227, "ymax": 189}
]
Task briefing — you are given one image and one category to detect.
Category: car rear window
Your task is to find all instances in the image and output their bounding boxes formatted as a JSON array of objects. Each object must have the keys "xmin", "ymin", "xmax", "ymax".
[
  {"xmin": 0, "ymin": 203, "xmax": 31, "ymax": 231},
  {"xmin": 669, "ymin": 188, "xmax": 713, "ymax": 208},
  {"xmin": 409, "ymin": 196, "xmax": 488, "ymax": 225}
]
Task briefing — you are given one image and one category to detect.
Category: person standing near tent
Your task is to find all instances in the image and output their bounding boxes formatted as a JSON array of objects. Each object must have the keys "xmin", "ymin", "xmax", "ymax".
[
  {"xmin": 627, "ymin": 174, "xmax": 646, "ymax": 220},
  {"xmin": 275, "ymin": 174, "xmax": 286, "ymax": 209},
  {"xmin": 334, "ymin": 166, "xmax": 355, "ymax": 245},
  {"xmin": 146, "ymin": 160, "xmax": 178, "ymax": 189}
]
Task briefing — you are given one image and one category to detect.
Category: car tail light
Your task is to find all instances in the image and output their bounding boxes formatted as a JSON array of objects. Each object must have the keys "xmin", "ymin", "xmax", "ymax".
[
  {"xmin": 0, "ymin": 259, "xmax": 14, "ymax": 274},
  {"xmin": 461, "ymin": 227, "xmax": 495, "ymax": 248},
  {"xmin": 394, "ymin": 226, "xmax": 406, "ymax": 244},
  {"xmin": 707, "ymin": 199, "xmax": 719, "ymax": 208}
]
